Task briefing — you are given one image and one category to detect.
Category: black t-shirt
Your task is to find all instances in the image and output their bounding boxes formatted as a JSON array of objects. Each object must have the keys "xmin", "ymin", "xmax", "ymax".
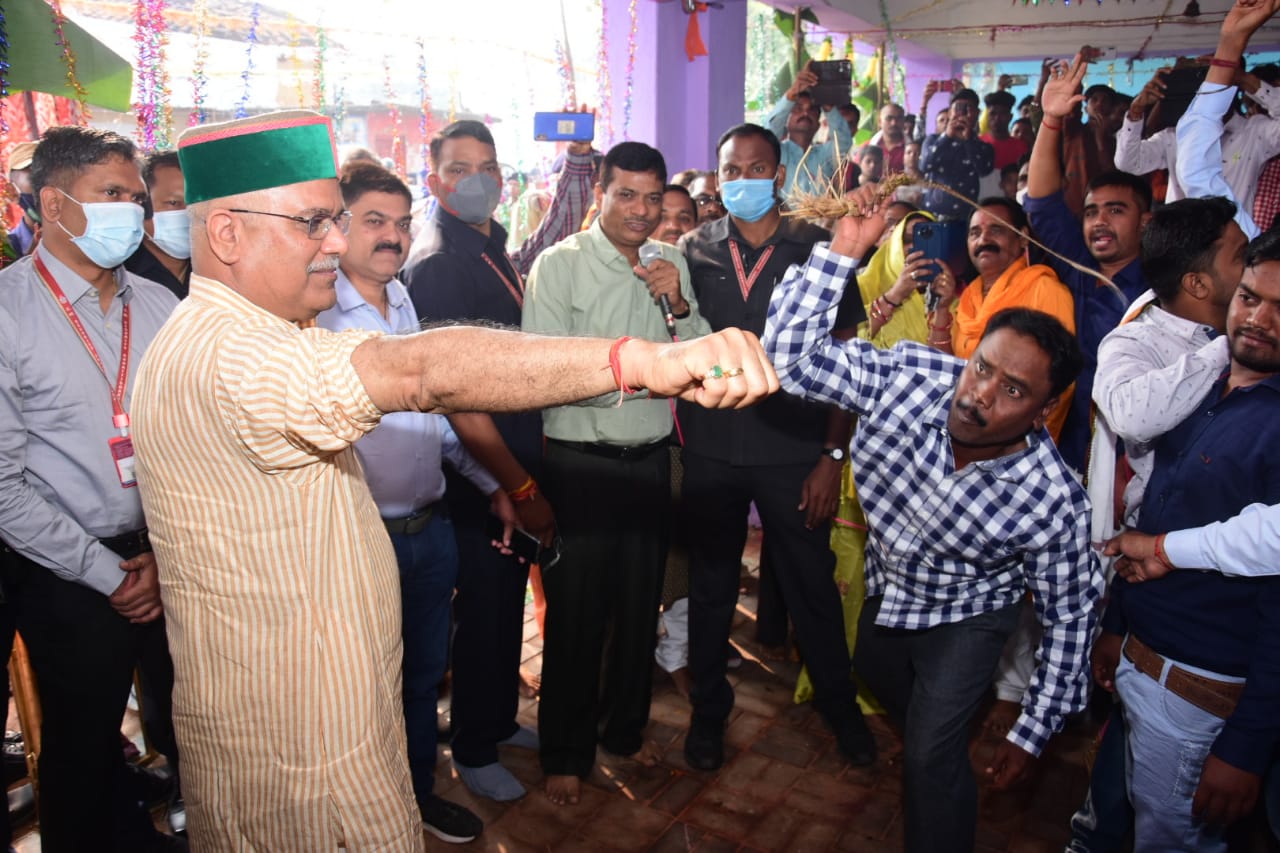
[{"xmin": 124, "ymin": 244, "xmax": 188, "ymax": 300}]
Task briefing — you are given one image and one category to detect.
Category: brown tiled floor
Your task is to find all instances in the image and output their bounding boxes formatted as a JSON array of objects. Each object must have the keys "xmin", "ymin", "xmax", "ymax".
[
  {"xmin": 434, "ymin": 530, "xmax": 1098, "ymax": 852},
  {"xmin": 12, "ymin": 530, "xmax": 1100, "ymax": 852}
]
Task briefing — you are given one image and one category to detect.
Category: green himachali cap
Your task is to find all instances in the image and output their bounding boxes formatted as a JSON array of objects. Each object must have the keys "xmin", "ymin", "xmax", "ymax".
[{"xmin": 178, "ymin": 110, "xmax": 339, "ymax": 204}]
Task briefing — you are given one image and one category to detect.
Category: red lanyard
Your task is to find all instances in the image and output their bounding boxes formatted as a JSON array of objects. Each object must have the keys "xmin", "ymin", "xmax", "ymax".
[
  {"xmin": 728, "ymin": 241, "xmax": 775, "ymax": 301},
  {"xmin": 481, "ymin": 252, "xmax": 524, "ymax": 309},
  {"xmin": 34, "ymin": 254, "xmax": 132, "ymax": 431}
]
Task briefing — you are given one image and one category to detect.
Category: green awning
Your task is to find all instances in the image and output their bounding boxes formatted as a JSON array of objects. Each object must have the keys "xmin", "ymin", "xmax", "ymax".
[{"xmin": 8, "ymin": 0, "xmax": 133, "ymax": 112}]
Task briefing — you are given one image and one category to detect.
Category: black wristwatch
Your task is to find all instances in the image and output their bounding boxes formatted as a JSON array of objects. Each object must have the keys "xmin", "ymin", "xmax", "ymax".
[{"xmin": 821, "ymin": 447, "xmax": 847, "ymax": 462}]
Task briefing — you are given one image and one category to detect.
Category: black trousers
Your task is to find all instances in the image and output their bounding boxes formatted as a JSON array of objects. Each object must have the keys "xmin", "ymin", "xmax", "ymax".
[
  {"xmin": 447, "ymin": 471, "xmax": 531, "ymax": 769},
  {"xmin": 0, "ymin": 546, "xmax": 171, "ymax": 853},
  {"xmin": 854, "ymin": 595, "xmax": 1019, "ymax": 853},
  {"xmin": 683, "ymin": 451, "xmax": 857, "ymax": 726},
  {"xmin": 538, "ymin": 441, "xmax": 669, "ymax": 777}
]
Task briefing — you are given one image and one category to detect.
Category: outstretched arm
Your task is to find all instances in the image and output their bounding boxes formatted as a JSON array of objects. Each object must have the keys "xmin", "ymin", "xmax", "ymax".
[
  {"xmin": 1107, "ymin": 502, "xmax": 1280, "ymax": 582},
  {"xmin": 353, "ymin": 325, "xmax": 778, "ymax": 416}
]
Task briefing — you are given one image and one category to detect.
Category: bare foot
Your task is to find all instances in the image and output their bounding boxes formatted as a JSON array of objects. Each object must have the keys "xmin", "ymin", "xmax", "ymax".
[
  {"xmin": 981, "ymin": 699, "xmax": 1021, "ymax": 739},
  {"xmin": 544, "ymin": 774, "xmax": 580, "ymax": 805},
  {"xmin": 632, "ymin": 740, "xmax": 664, "ymax": 767},
  {"xmin": 518, "ymin": 667, "xmax": 541, "ymax": 699}
]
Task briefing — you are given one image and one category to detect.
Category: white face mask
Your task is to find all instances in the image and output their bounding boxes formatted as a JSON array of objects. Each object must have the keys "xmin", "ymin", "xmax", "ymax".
[
  {"xmin": 149, "ymin": 209, "xmax": 192, "ymax": 260},
  {"xmin": 56, "ymin": 189, "xmax": 145, "ymax": 268}
]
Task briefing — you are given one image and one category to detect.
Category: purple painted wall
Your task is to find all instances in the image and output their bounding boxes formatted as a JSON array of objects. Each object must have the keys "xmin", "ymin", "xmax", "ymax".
[
  {"xmin": 605, "ymin": 0, "xmax": 747, "ymax": 174},
  {"xmin": 603, "ymin": 0, "xmax": 963, "ymax": 166}
]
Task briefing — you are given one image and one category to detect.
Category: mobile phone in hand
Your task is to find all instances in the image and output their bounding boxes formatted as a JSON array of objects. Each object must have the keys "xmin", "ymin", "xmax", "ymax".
[{"xmin": 485, "ymin": 514, "xmax": 541, "ymax": 563}]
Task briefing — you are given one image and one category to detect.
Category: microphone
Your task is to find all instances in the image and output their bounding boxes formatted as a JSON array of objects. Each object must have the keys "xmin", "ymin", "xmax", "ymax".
[{"xmin": 638, "ymin": 242, "xmax": 677, "ymax": 339}]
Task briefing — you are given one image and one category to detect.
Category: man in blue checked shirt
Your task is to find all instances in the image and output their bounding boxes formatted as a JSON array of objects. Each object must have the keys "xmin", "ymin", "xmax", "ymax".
[{"xmin": 762, "ymin": 185, "xmax": 1104, "ymax": 853}]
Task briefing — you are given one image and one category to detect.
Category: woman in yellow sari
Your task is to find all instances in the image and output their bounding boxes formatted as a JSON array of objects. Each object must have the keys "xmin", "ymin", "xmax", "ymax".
[{"xmin": 856, "ymin": 208, "xmax": 939, "ymax": 348}]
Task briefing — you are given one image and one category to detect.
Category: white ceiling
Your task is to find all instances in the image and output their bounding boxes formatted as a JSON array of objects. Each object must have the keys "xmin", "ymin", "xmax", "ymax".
[{"xmin": 758, "ymin": 0, "xmax": 1280, "ymax": 62}]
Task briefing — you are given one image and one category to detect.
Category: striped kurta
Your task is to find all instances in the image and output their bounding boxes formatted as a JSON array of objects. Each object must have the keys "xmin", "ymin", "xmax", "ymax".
[{"xmin": 131, "ymin": 274, "xmax": 423, "ymax": 852}]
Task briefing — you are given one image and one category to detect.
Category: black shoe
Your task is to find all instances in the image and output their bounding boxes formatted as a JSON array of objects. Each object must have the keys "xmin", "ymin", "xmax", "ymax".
[
  {"xmin": 421, "ymin": 794, "xmax": 483, "ymax": 844},
  {"xmin": 126, "ymin": 761, "xmax": 178, "ymax": 809},
  {"xmin": 683, "ymin": 716, "xmax": 725, "ymax": 771},
  {"xmin": 833, "ymin": 710, "xmax": 877, "ymax": 767}
]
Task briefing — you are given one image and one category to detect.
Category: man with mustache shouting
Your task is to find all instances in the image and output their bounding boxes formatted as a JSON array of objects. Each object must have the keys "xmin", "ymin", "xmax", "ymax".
[
  {"xmin": 763, "ymin": 184, "xmax": 1104, "ymax": 853},
  {"xmin": 1025, "ymin": 55, "xmax": 1153, "ymax": 474}
]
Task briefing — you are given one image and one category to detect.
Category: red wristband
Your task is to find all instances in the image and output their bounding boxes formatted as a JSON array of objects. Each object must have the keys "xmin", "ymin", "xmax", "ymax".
[
  {"xmin": 1209, "ymin": 58, "xmax": 1239, "ymax": 70},
  {"xmin": 609, "ymin": 336, "xmax": 636, "ymax": 398},
  {"xmin": 1040, "ymin": 118, "xmax": 1063, "ymax": 132},
  {"xmin": 507, "ymin": 476, "xmax": 538, "ymax": 501}
]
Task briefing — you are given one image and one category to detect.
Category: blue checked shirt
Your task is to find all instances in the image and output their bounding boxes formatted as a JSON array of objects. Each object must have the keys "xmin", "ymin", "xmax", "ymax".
[{"xmin": 762, "ymin": 243, "xmax": 1105, "ymax": 756}]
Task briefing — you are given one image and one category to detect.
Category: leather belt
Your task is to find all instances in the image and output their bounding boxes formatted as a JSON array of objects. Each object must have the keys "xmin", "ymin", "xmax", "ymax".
[
  {"xmin": 549, "ymin": 438, "xmax": 667, "ymax": 460},
  {"xmin": 99, "ymin": 528, "xmax": 151, "ymax": 560},
  {"xmin": 383, "ymin": 503, "xmax": 439, "ymax": 537},
  {"xmin": 1123, "ymin": 634, "xmax": 1244, "ymax": 720}
]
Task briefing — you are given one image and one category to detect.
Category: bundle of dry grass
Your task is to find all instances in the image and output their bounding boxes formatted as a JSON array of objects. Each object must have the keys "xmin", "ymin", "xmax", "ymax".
[{"xmin": 779, "ymin": 160, "xmax": 1121, "ymax": 296}]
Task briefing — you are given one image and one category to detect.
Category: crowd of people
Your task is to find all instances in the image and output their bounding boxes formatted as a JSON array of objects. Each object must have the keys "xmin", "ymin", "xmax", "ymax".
[{"xmin": 3, "ymin": 0, "xmax": 1280, "ymax": 850}]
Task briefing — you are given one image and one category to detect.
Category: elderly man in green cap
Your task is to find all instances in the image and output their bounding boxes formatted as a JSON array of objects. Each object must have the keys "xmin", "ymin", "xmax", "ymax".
[{"xmin": 130, "ymin": 110, "xmax": 779, "ymax": 850}]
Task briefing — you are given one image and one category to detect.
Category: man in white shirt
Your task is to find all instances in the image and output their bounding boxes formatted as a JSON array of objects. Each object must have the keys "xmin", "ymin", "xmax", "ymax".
[
  {"xmin": 1174, "ymin": 1, "xmax": 1280, "ymax": 235},
  {"xmin": 1068, "ymin": 194, "xmax": 1246, "ymax": 852}
]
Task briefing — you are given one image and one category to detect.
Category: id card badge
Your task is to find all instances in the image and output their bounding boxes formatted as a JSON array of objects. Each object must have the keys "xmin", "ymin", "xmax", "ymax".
[{"xmin": 108, "ymin": 435, "xmax": 137, "ymax": 488}]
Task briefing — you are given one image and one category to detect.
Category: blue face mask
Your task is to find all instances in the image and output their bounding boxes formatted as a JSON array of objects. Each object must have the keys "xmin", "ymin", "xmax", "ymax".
[
  {"xmin": 719, "ymin": 178, "xmax": 777, "ymax": 223},
  {"xmin": 148, "ymin": 209, "xmax": 192, "ymax": 260},
  {"xmin": 56, "ymin": 190, "xmax": 145, "ymax": 268}
]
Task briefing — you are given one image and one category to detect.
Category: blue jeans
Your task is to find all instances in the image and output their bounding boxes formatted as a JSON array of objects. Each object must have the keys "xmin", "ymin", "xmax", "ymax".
[
  {"xmin": 388, "ymin": 511, "xmax": 459, "ymax": 809},
  {"xmin": 1115, "ymin": 648, "xmax": 1239, "ymax": 852},
  {"xmin": 1066, "ymin": 703, "xmax": 1132, "ymax": 852},
  {"xmin": 854, "ymin": 595, "xmax": 1020, "ymax": 853}
]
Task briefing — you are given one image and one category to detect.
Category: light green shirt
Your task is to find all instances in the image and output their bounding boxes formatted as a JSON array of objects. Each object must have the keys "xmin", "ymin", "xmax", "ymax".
[{"xmin": 522, "ymin": 220, "xmax": 711, "ymax": 445}]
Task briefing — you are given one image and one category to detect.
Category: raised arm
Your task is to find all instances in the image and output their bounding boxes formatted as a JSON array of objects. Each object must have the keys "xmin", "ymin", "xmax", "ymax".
[
  {"xmin": 1027, "ymin": 55, "xmax": 1086, "ymax": 200},
  {"xmin": 1176, "ymin": 0, "xmax": 1280, "ymax": 238},
  {"xmin": 512, "ymin": 140, "xmax": 596, "ymax": 276},
  {"xmin": 1114, "ymin": 70, "xmax": 1172, "ymax": 177}
]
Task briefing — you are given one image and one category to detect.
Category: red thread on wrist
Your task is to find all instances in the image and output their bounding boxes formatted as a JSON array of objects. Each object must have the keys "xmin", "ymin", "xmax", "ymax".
[
  {"xmin": 1209, "ymin": 58, "xmax": 1239, "ymax": 69},
  {"xmin": 1040, "ymin": 118, "xmax": 1063, "ymax": 132},
  {"xmin": 507, "ymin": 476, "xmax": 539, "ymax": 502},
  {"xmin": 609, "ymin": 336, "xmax": 636, "ymax": 403}
]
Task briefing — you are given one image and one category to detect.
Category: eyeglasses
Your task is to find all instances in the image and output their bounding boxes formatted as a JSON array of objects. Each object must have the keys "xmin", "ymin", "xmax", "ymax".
[
  {"xmin": 694, "ymin": 194, "xmax": 723, "ymax": 208},
  {"xmin": 227, "ymin": 208, "xmax": 353, "ymax": 239}
]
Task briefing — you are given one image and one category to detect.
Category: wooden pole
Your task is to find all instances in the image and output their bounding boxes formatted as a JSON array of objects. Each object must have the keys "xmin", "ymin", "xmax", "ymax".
[{"xmin": 792, "ymin": 7, "xmax": 807, "ymax": 76}]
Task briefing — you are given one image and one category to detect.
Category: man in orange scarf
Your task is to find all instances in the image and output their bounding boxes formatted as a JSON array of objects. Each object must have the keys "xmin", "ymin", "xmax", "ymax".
[{"xmin": 932, "ymin": 197, "xmax": 1076, "ymax": 441}]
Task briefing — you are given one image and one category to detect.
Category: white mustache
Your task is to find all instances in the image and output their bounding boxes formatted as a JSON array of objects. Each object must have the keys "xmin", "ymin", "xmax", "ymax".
[{"xmin": 306, "ymin": 255, "xmax": 341, "ymax": 273}]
